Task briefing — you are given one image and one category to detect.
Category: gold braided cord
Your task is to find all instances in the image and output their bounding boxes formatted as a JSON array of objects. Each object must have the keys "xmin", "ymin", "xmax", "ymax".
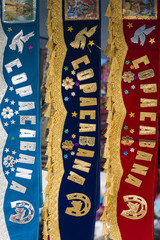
[
  {"xmin": 101, "ymin": 1, "xmax": 128, "ymax": 239},
  {"xmin": 43, "ymin": 1, "xmax": 67, "ymax": 240}
]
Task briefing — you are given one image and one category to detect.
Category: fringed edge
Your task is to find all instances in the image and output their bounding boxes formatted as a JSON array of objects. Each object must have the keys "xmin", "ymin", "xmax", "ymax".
[
  {"xmin": 43, "ymin": 0, "xmax": 67, "ymax": 239},
  {"xmin": 102, "ymin": 1, "xmax": 128, "ymax": 240}
]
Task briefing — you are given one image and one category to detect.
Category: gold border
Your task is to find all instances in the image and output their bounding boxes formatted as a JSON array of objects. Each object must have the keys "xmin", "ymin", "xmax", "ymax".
[
  {"xmin": 101, "ymin": 0, "xmax": 128, "ymax": 239},
  {"xmin": 122, "ymin": 0, "xmax": 157, "ymax": 20},
  {"xmin": 43, "ymin": 1, "xmax": 67, "ymax": 240},
  {"xmin": 65, "ymin": 0, "xmax": 99, "ymax": 21}
]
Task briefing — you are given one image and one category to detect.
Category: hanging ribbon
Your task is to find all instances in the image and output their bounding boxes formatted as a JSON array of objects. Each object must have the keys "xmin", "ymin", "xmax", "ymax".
[
  {"xmin": 102, "ymin": 0, "xmax": 159, "ymax": 240},
  {"xmin": 43, "ymin": 0, "xmax": 101, "ymax": 239},
  {"xmin": 0, "ymin": 1, "xmax": 41, "ymax": 239}
]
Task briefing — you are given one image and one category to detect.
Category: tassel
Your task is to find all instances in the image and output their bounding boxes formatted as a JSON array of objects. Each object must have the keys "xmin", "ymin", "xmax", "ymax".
[
  {"xmin": 105, "ymin": 3, "xmax": 111, "ymax": 17},
  {"xmin": 45, "ymin": 89, "xmax": 51, "ymax": 104},
  {"xmin": 104, "ymin": 44, "xmax": 111, "ymax": 55},
  {"xmin": 43, "ymin": 221, "xmax": 49, "ymax": 238},
  {"xmin": 103, "ymin": 160, "xmax": 110, "ymax": 172},
  {"xmin": 106, "ymin": 97, "xmax": 112, "ymax": 111},
  {"xmin": 108, "ymin": 183, "xmax": 114, "ymax": 196},
  {"xmin": 107, "ymin": 110, "xmax": 113, "ymax": 124},
  {"xmin": 103, "ymin": 193, "xmax": 109, "ymax": 207},
  {"xmin": 46, "ymin": 143, "xmax": 52, "ymax": 157},
  {"xmin": 107, "ymin": 32, "xmax": 113, "ymax": 45},
  {"xmin": 45, "ymin": 103, "xmax": 51, "ymax": 117},
  {"xmin": 110, "ymin": 57, "xmax": 119, "ymax": 71},
  {"xmin": 103, "ymin": 223, "xmax": 109, "ymax": 236},
  {"xmin": 107, "ymin": 83, "xmax": 112, "ymax": 97},
  {"xmin": 47, "ymin": 117, "xmax": 52, "ymax": 129},
  {"xmin": 100, "ymin": 209, "xmax": 108, "ymax": 222}
]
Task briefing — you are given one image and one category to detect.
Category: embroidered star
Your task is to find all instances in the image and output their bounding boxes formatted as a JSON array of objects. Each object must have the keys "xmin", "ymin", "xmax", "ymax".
[
  {"xmin": 130, "ymin": 65, "xmax": 134, "ymax": 69},
  {"xmin": 130, "ymin": 148, "xmax": 135, "ymax": 152},
  {"xmin": 9, "ymin": 86, "xmax": 14, "ymax": 91},
  {"xmin": 28, "ymin": 45, "xmax": 33, "ymax": 50},
  {"xmin": 8, "ymin": 27, "xmax": 12, "ymax": 32},
  {"xmin": 11, "ymin": 167, "xmax": 15, "ymax": 172},
  {"xmin": 10, "ymin": 100, "xmax": 15, "ymax": 105},
  {"xmin": 75, "ymin": 82, "xmax": 79, "ymax": 86},
  {"xmin": 124, "ymin": 90, "xmax": 129, "ymax": 94},
  {"xmin": 15, "ymin": 111, "xmax": 19, "ymax": 115},
  {"xmin": 88, "ymin": 40, "xmax": 95, "ymax": 47},
  {"xmin": 124, "ymin": 126, "xmax": 128, "ymax": 130},
  {"xmin": 130, "ymin": 129, "xmax": 135, "ymax": 134},
  {"xmin": 11, "ymin": 120, "xmax": 15, "ymax": 124},
  {"xmin": 75, "ymin": 143, "xmax": 79, "ymax": 146},
  {"xmin": 71, "ymin": 92, "xmax": 76, "ymax": 97},
  {"xmin": 64, "ymin": 97, "xmax": 69, "ymax": 101},
  {"xmin": 64, "ymin": 154, "xmax": 68, "ymax": 159},
  {"xmin": 149, "ymin": 38, "xmax": 155, "ymax": 44},
  {"xmin": 71, "ymin": 70, "xmax": 76, "ymax": 75},
  {"xmin": 5, "ymin": 148, "xmax": 9, "ymax": 153},
  {"xmin": 5, "ymin": 98, "xmax": 9, "ymax": 103},
  {"xmin": 129, "ymin": 112, "xmax": 135, "ymax": 118},
  {"xmin": 4, "ymin": 122, "xmax": 9, "ymax": 127},
  {"xmin": 67, "ymin": 26, "xmax": 74, "ymax": 32},
  {"xmin": 64, "ymin": 129, "xmax": 69, "ymax": 134},
  {"xmin": 64, "ymin": 66, "xmax": 69, "ymax": 71},
  {"xmin": 72, "ymin": 111, "xmax": 78, "ymax": 118},
  {"xmin": 127, "ymin": 22, "xmax": 133, "ymax": 29},
  {"xmin": 124, "ymin": 151, "xmax": 128, "ymax": 156},
  {"xmin": 12, "ymin": 150, "xmax": 16, "ymax": 155},
  {"xmin": 71, "ymin": 151, "xmax": 75, "ymax": 156},
  {"xmin": 125, "ymin": 60, "xmax": 130, "ymax": 65},
  {"xmin": 5, "ymin": 171, "xmax": 10, "ymax": 175},
  {"xmin": 131, "ymin": 85, "xmax": 136, "ymax": 89},
  {"xmin": 72, "ymin": 134, "xmax": 76, "ymax": 139}
]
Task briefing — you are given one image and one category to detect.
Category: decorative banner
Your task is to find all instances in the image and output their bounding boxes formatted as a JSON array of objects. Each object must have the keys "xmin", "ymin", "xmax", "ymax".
[
  {"xmin": 0, "ymin": 1, "xmax": 41, "ymax": 240},
  {"xmin": 101, "ymin": 1, "xmax": 160, "ymax": 240},
  {"xmin": 43, "ymin": 0, "xmax": 101, "ymax": 239}
]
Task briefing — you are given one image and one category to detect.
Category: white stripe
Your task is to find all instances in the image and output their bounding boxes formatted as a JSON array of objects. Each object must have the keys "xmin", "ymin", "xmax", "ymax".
[{"xmin": 0, "ymin": 20, "xmax": 10, "ymax": 240}]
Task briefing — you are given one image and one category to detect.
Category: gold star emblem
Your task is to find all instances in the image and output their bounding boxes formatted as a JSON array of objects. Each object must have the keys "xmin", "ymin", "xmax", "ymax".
[
  {"xmin": 8, "ymin": 27, "xmax": 12, "ymax": 32},
  {"xmin": 68, "ymin": 26, "xmax": 74, "ymax": 32},
  {"xmin": 130, "ymin": 129, "xmax": 135, "ymax": 134},
  {"xmin": 72, "ymin": 111, "xmax": 78, "ymax": 118},
  {"xmin": 149, "ymin": 38, "xmax": 155, "ymax": 44},
  {"xmin": 71, "ymin": 70, "xmax": 76, "ymax": 75},
  {"xmin": 127, "ymin": 22, "xmax": 133, "ymax": 29},
  {"xmin": 88, "ymin": 40, "xmax": 95, "ymax": 47},
  {"xmin": 130, "ymin": 65, "xmax": 134, "ymax": 69},
  {"xmin": 129, "ymin": 112, "xmax": 135, "ymax": 118},
  {"xmin": 72, "ymin": 134, "xmax": 76, "ymax": 139}
]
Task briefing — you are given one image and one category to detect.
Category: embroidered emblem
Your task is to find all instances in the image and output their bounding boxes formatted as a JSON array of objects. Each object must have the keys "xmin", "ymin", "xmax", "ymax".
[
  {"xmin": 9, "ymin": 30, "xmax": 34, "ymax": 53},
  {"xmin": 62, "ymin": 140, "xmax": 74, "ymax": 151},
  {"xmin": 62, "ymin": 77, "xmax": 75, "ymax": 90},
  {"xmin": 131, "ymin": 25, "xmax": 156, "ymax": 46},
  {"xmin": 122, "ymin": 71, "xmax": 135, "ymax": 83},
  {"xmin": 70, "ymin": 26, "xmax": 97, "ymax": 50},
  {"xmin": 9, "ymin": 201, "xmax": 35, "ymax": 224},
  {"xmin": 121, "ymin": 136, "xmax": 134, "ymax": 146},
  {"xmin": 121, "ymin": 195, "xmax": 147, "ymax": 220},
  {"xmin": 65, "ymin": 193, "xmax": 91, "ymax": 217}
]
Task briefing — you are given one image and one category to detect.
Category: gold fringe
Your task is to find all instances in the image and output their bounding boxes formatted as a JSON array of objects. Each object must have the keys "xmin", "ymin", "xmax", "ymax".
[
  {"xmin": 102, "ymin": 0, "xmax": 128, "ymax": 239},
  {"xmin": 43, "ymin": 0, "xmax": 67, "ymax": 239}
]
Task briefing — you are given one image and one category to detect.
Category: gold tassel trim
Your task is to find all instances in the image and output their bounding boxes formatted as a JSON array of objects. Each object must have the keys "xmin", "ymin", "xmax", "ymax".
[
  {"xmin": 102, "ymin": 0, "xmax": 128, "ymax": 239},
  {"xmin": 43, "ymin": 0, "xmax": 67, "ymax": 240}
]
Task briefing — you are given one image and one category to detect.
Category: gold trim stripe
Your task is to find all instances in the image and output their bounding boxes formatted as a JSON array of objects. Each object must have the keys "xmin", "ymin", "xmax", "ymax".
[
  {"xmin": 43, "ymin": 1, "xmax": 67, "ymax": 240},
  {"xmin": 101, "ymin": 1, "xmax": 128, "ymax": 239}
]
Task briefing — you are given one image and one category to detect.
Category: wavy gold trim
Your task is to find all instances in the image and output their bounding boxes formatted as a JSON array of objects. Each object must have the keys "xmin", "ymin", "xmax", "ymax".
[
  {"xmin": 101, "ymin": 1, "xmax": 128, "ymax": 240},
  {"xmin": 43, "ymin": 1, "xmax": 67, "ymax": 240}
]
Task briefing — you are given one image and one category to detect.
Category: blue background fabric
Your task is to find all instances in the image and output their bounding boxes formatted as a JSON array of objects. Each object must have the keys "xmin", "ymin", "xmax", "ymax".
[{"xmin": 0, "ymin": 1, "xmax": 41, "ymax": 239}]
